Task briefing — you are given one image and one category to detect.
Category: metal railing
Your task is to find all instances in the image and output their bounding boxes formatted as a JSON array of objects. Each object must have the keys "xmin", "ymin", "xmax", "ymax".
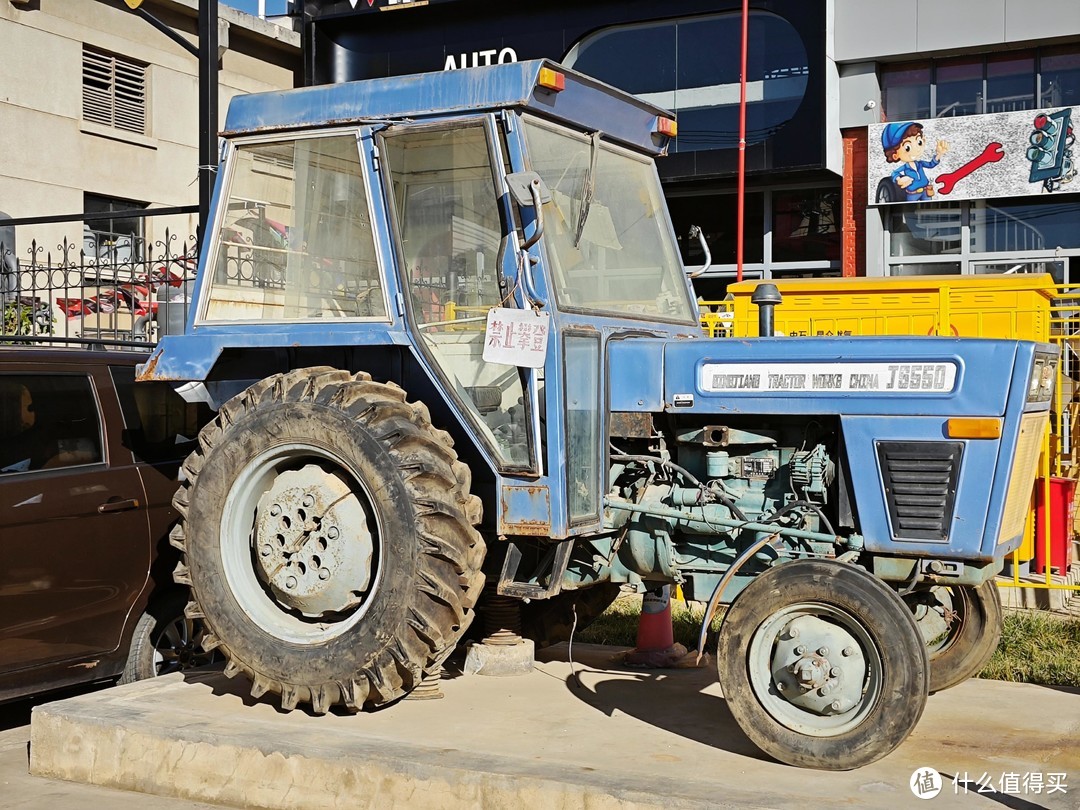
[{"xmin": 1, "ymin": 210, "xmax": 198, "ymax": 348}]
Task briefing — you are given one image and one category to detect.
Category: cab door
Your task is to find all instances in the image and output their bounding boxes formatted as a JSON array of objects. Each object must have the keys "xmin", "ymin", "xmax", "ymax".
[{"xmin": 0, "ymin": 361, "xmax": 149, "ymax": 678}]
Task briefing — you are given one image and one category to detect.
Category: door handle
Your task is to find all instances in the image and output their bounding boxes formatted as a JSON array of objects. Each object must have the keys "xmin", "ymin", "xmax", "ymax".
[{"xmin": 98, "ymin": 498, "xmax": 140, "ymax": 513}]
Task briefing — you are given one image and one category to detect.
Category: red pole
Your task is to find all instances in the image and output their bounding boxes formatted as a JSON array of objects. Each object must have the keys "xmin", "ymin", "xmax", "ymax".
[{"xmin": 736, "ymin": 0, "xmax": 749, "ymax": 283}]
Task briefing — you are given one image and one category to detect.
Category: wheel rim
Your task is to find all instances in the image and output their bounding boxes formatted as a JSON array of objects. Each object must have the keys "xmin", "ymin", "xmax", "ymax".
[
  {"xmin": 152, "ymin": 616, "xmax": 218, "ymax": 675},
  {"xmin": 747, "ymin": 602, "xmax": 883, "ymax": 737},
  {"xmin": 221, "ymin": 442, "xmax": 381, "ymax": 644},
  {"xmin": 909, "ymin": 586, "xmax": 965, "ymax": 657}
]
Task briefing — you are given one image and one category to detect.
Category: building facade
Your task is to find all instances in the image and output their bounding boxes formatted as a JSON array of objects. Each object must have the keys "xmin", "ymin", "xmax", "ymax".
[
  {"xmin": 0, "ymin": 0, "xmax": 300, "ymax": 260},
  {"xmin": 297, "ymin": 0, "xmax": 1080, "ymax": 295}
]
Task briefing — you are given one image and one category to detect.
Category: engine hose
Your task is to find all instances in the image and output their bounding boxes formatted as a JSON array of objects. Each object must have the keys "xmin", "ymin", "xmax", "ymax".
[
  {"xmin": 769, "ymin": 500, "xmax": 836, "ymax": 537},
  {"xmin": 610, "ymin": 453, "xmax": 748, "ymax": 522},
  {"xmin": 694, "ymin": 532, "xmax": 785, "ymax": 663}
]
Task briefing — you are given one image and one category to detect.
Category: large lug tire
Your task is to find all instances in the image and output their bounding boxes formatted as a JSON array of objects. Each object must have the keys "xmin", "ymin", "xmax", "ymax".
[
  {"xmin": 904, "ymin": 580, "xmax": 1003, "ymax": 693},
  {"xmin": 170, "ymin": 368, "xmax": 485, "ymax": 713},
  {"xmin": 717, "ymin": 560, "xmax": 929, "ymax": 770},
  {"xmin": 120, "ymin": 590, "xmax": 219, "ymax": 683},
  {"xmin": 521, "ymin": 583, "xmax": 621, "ymax": 648}
]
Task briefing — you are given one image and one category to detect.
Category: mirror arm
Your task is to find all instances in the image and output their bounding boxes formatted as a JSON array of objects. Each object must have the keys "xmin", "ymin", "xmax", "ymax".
[{"xmin": 687, "ymin": 225, "xmax": 712, "ymax": 278}]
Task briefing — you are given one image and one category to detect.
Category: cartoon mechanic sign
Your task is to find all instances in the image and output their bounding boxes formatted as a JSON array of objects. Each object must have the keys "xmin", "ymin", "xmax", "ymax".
[{"xmin": 869, "ymin": 106, "xmax": 1077, "ymax": 205}]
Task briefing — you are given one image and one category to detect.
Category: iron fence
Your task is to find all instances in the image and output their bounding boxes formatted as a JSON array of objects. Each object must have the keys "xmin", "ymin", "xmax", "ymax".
[{"xmin": 0, "ymin": 209, "xmax": 198, "ymax": 349}]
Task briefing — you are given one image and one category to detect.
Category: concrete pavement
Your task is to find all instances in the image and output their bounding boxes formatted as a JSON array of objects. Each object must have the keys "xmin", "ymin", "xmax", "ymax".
[{"xmin": 9, "ymin": 643, "xmax": 1080, "ymax": 809}]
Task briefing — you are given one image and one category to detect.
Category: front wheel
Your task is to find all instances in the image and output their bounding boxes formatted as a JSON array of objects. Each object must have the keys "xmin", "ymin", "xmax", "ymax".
[
  {"xmin": 717, "ymin": 560, "xmax": 929, "ymax": 770},
  {"xmin": 904, "ymin": 580, "xmax": 1003, "ymax": 693},
  {"xmin": 171, "ymin": 368, "xmax": 485, "ymax": 713}
]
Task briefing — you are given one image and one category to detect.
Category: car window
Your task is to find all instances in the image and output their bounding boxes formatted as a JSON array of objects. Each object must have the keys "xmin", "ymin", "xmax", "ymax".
[
  {"xmin": 110, "ymin": 366, "xmax": 212, "ymax": 463},
  {"xmin": 0, "ymin": 374, "xmax": 103, "ymax": 474}
]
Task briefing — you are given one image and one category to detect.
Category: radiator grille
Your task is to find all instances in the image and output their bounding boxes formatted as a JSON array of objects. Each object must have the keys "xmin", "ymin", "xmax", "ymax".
[{"xmin": 877, "ymin": 442, "xmax": 963, "ymax": 542}]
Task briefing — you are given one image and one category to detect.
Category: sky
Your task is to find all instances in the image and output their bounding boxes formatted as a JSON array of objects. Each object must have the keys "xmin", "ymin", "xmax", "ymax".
[{"xmin": 221, "ymin": 0, "xmax": 291, "ymax": 17}]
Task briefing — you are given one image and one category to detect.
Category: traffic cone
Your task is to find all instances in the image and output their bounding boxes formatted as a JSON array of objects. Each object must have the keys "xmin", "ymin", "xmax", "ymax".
[{"xmin": 624, "ymin": 585, "xmax": 687, "ymax": 668}]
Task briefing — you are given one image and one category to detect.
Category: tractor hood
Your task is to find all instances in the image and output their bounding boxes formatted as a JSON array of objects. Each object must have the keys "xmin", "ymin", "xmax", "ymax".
[{"xmin": 607, "ymin": 335, "xmax": 1040, "ymax": 418}]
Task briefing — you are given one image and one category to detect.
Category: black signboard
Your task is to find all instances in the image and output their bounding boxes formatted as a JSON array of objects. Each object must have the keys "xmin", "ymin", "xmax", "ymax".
[{"xmin": 295, "ymin": 0, "xmax": 829, "ymax": 179}]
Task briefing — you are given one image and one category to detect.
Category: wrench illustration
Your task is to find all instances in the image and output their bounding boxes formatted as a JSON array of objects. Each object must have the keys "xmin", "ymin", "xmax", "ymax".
[{"xmin": 936, "ymin": 142, "xmax": 1005, "ymax": 195}]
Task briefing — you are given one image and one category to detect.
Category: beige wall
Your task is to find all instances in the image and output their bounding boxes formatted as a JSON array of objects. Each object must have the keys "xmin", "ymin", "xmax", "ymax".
[{"xmin": 0, "ymin": 0, "xmax": 300, "ymax": 257}]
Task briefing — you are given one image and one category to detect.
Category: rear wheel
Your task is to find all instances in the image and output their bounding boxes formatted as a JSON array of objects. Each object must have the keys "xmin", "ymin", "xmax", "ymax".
[
  {"xmin": 904, "ymin": 580, "xmax": 1002, "ymax": 693},
  {"xmin": 171, "ymin": 367, "xmax": 484, "ymax": 713},
  {"xmin": 718, "ymin": 560, "xmax": 928, "ymax": 770}
]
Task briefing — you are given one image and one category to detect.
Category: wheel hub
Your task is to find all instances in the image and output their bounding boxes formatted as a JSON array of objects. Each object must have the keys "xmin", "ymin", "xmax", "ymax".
[
  {"xmin": 254, "ymin": 464, "xmax": 373, "ymax": 618},
  {"xmin": 770, "ymin": 615, "xmax": 866, "ymax": 716}
]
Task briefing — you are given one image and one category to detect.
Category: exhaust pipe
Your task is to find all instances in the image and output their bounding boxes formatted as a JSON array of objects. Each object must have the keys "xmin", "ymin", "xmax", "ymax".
[{"xmin": 750, "ymin": 283, "xmax": 782, "ymax": 337}]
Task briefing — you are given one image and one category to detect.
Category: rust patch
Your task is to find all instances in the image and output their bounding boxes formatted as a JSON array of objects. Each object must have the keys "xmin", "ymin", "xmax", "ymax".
[
  {"xmin": 135, "ymin": 353, "xmax": 160, "ymax": 381},
  {"xmin": 610, "ymin": 412, "xmax": 654, "ymax": 438},
  {"xmin": 500, "ymin": 485, "xmax": 551, "ymax": 537}
]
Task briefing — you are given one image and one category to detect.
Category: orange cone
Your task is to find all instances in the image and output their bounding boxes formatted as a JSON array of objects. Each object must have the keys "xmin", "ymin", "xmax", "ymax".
[{"xmin": 624, "ymin": 585, "xmax": 687, "ymax": 668}]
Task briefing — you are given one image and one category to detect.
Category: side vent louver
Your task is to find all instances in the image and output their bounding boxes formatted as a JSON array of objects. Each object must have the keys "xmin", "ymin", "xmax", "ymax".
[{"xmin": 877, "ymin": 442, "xmax": 963, "ymax": 542}]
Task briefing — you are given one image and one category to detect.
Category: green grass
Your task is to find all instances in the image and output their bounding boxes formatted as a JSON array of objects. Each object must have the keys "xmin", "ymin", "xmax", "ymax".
[
  {"xmin": 981, "ymin": 610, "xmax": 1080, "ymax": 688},
  {"xmin": 579, "ymin": 596, "xmax": 1080, "ymax": 688}
]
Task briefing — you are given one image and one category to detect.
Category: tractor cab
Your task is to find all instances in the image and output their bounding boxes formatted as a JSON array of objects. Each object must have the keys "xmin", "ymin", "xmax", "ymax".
[{"xmin": 145, "ymin": 60, "xmax": 699, "ymax": 540}]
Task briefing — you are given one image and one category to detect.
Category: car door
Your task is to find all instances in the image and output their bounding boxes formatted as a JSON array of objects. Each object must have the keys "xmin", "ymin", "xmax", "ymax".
[{"xmin": 0, "ymin": 359, "xmax": 150, "ymax": 677}]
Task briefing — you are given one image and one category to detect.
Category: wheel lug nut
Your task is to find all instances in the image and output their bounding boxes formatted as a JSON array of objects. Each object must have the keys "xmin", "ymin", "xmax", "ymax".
[
  {"xmin": 319, "ymin": 568, "xmax": 331, "ymax": 581},
  {"xmin": 830, "ymin": 667, "xmax": 840, "ymax": 677},
  {"xmin": 788, "ymin": 628, "xmax": 800, "ymax": 639},
  {"xmin": 327, "ymin": 526, "xmax": 339, "ymax": 540},
  {"xmin": 285, "ymin": 576, "xmax": 297, "ymax": 589},
  {"xmin": 270, "ymin": 504, "xmax": 281, "ymax": 516},
  {"xmin": 817, "ymin": 647, "xmax": 829, "ymax": 657},
  {"xmin": 795, "ymin": 645, "xmax": 806, "ymax": 655},
  {"xmin": 260, "ymin": 544, "xmax": 273, "ymax": 557},
  {"xmin": 830, "ymin": 701, "xmax": 841, "ymax": 712},
  {"xmin": 776, "ymin": 682, "xmax": 786, "ymax": 691},
  {"xmin": 842, "ymin": 646, "xmax": 855, "ymax": 657},
  {"xmin": 819, "ymin": 685, "xmax": 832, "ymax": 696},
  {"xmin": 302, "ymin": 494, "xmax": 315, "ymax": 508}
]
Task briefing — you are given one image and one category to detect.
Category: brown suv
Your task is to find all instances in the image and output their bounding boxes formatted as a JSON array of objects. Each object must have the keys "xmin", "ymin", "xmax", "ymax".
[{"xmin": 0, "ymin": 347, "xmax": 214, "ymax": 702}]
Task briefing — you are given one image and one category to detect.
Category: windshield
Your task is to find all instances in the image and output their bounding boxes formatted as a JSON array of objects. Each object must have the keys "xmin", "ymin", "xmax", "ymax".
[{"xmin": 522, "ymin": 117, "xmax": 696, "ymax": 324}]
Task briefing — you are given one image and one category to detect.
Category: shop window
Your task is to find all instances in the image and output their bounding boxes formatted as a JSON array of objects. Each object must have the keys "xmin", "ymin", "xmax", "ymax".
[
  {"xmin": 667, "ymin": 192, "xmax": 764, "ymax": 266},
  {"xmin": 566, "ymin": 12, "xmax": 809, "ymax": 153},
  {"xmin": 772, "ymin": 190, "xmax": 841, "ymax": 263},
  {"xmin": 935, "ymin": 58, "xmax": 983, "ymax": 117},
  {"xmin": 987, "ymin": 53, "xmax": 1035, "ymax": 114},
  {"xmin": 888, "ymin": 203, "xmax": 962, "ymax": 257},
  {"xmin": 1041, "ymin": 48, "xmax": 1080, "ymax": 109},
  {"xmin": 82, "ymin": 46, "xmax": 147, "ymax": 136},
  {"xmin": 970, "ymin": 198, "xmax": 1080, "ymax": 253},
  {"xmin": 882, "ymin": 65, "xmax": 931, "ymax": 121},
  {"xmin": 881, "ymin": 47, "xmax": 1079, "ymax": 122}
]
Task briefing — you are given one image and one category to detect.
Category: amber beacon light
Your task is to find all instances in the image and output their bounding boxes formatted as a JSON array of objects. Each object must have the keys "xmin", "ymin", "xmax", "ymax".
[
  {"xmin": 655, "ymin": 117, "xmax": 678, "ymax": 137},
  {"xmin": 537, "ymin": 68, "xmax": 566, "ymax": 92}
]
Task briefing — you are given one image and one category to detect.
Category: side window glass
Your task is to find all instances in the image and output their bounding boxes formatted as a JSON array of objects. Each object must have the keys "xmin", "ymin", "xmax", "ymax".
[
  {"xmin": 205, "ymin": 134, "xmax": 387, "ymax": 321},
  {"xmin": 0, "ymin": 375, "xmax": 103, "ymax": 474},
  {"xmin": 110, "ymin": 366, "xmax": 213, "ymax": 463}
]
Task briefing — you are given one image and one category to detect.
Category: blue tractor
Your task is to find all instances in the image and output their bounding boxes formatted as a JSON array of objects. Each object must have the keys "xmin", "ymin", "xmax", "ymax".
[{"xmin": 143, "ymin": 61, "xmax": 1054, "ymax": 769}]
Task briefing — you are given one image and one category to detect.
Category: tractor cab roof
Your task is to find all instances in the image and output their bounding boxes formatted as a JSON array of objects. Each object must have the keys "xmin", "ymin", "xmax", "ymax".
[{"xmin": 223, "ymin": 59, "xmax": 674, "ymax": 156}]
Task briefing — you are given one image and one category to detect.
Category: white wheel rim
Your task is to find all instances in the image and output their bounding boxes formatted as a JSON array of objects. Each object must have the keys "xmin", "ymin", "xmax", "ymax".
[{"xmin": 220, "ymin": 441, "xmax": 382, "ymax": 645}]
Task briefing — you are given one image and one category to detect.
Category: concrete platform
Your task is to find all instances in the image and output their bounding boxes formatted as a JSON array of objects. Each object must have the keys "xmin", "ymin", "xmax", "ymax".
[{"xmin": 28, "ymin": 644, "xmax": 1080, "ymax": 810}]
